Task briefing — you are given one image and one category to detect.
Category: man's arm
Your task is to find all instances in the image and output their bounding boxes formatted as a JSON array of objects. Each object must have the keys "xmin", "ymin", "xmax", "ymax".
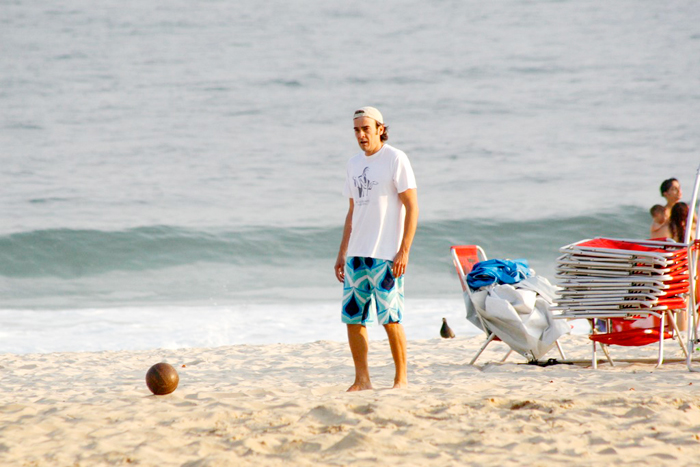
[
  {"xmin": 393, "ymin": 188, "xmax": 418, "ymax": 278},
  {"xmin": 335, "ymin": 199, "xmax": 354, "ymax": 282}
]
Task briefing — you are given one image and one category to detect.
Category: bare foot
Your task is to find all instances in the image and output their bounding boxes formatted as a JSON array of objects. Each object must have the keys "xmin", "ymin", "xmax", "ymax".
[
  {"xmin": 392, "ymin": 380, "xmax": 408, "ymax": 389},
  {"xmin": 346, "ymin": 381, "xmax": 373, "ymax": 392}
]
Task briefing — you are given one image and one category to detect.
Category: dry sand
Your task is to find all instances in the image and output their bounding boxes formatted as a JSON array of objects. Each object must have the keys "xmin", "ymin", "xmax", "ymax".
[{"xmin": 2, "ymin": 334, "xmax": 700, "ymax": 466}]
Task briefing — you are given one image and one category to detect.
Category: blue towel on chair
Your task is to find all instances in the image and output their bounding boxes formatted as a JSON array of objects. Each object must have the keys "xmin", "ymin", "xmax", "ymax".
[{"xmin": 466, "ymin": 259, "xmax": 531, "ymax": 289}]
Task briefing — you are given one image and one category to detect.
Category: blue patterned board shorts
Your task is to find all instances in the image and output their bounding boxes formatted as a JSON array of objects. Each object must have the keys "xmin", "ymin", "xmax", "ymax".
[{"xmin": 342, "ymin": 256, "xmax": 404, "ymax": 325}]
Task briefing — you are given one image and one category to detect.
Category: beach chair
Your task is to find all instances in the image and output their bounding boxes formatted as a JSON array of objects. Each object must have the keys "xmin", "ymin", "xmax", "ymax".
[
  {"xmin": 451, "ymin": 245, "xmax": 567, "ymax": 365},
  {"xmin": 450, "ymin": 245, "xmax": 511, "ymax": 364},
  {"xmin": 554, "ymin": 237, "xmax": 690, "ymax": 368}
]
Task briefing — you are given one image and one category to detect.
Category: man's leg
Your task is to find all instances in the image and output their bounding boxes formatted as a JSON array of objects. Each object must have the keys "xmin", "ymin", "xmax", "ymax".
[
  {"xmin": 384, "ymin": 322, "xmax": 407, "ymax": 388},
  {"xmin": 370, "ymin": 258, "xmax": 406, "ymax": 389},
  {"xmin": 347, "ymin": 324, "xmax": 372, "ymax": 391}
]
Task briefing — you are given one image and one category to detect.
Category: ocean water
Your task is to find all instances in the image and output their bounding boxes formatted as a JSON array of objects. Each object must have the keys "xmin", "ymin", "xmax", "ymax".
[{"xmin": 1, "ymin": 0, "xmax": 699, "ymax": 353}]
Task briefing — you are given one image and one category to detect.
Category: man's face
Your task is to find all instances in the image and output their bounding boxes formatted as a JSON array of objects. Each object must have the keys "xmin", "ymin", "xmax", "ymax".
[
  {"xmin": 353, "ymin": 116, "xmax": 384, "ymax": 155},
  {"xmin": 664, "ymin": 181, "xmax": 682, "ymax": 202}
]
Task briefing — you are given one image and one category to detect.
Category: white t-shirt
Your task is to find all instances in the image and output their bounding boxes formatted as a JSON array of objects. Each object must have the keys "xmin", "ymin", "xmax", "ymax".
[{"xmin": 342, "ymin": 144, "xmax": 417, "ymax": 261}]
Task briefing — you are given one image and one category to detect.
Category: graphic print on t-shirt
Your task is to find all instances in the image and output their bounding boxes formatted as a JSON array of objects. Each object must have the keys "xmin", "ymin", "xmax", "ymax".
[{"xmin": 353, "ymin": 167, "xmax": 377, "ymax": 205}]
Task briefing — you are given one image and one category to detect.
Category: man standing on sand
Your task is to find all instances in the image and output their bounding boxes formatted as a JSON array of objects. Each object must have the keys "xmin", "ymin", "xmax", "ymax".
[{"xmin": 334, "ymin": 106, "xmax": 418, "ymax": 392}]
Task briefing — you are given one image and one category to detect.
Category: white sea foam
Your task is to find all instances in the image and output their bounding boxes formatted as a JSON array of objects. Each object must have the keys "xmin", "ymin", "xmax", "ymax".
[{"xmin": 0, "ymin": 299, "xmax": 482, "ymax": 354}]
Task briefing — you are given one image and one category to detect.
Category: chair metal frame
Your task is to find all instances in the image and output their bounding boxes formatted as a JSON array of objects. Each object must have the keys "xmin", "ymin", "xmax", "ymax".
[{"xmin": 686, "ymin": 165, "xmax": 700, "ymax": 372}]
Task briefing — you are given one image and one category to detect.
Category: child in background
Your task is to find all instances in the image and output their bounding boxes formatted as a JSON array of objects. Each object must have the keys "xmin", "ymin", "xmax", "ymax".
[{"xmin": 649, "ymin": 204, "xmax": 671, "ymax": 239}]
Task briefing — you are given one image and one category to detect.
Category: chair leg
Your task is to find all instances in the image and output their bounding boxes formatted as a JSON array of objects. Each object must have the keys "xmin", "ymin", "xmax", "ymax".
[
  {"xmin": 470, "ymin": 333, "xmax": 497, "ymax": 365},
  {"xmin": 657, "ymin": 312, "xmax": 666, "ymax": 368},
  {"xmin": 600, "ymin": 343, "xmax": 614, "ymax": 366},
  {"xmin": 668, "ymin": 311, "xmax": 689, "ymax": 357},
  {"xmin": 588, "ymin": 319, "xmax": 597, "ymax": 369},
  {"xmin": 500, "ymin": 349, "xmax": 512, "ymax": 363},
  {"xmin": 689, "ymin": 304, "xmax": 699, "ymax": 368},
  {"xmin": 555, "ymin": 341, "xmax": 567, "ymax": 360},
  {"xmin": 589, "ymin": 319, "xmax": 612, "ymax": 368}
]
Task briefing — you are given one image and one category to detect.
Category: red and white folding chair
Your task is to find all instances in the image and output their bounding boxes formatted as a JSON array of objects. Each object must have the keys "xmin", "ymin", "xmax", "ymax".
[{"xmin": 451, "ymin": 245, "xmax": 513, "ymax": 364}]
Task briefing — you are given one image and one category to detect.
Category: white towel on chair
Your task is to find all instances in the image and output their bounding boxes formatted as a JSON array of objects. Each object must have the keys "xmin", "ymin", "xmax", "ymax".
[{"xmin": 465, "ymin": 275, "xmax": 570, "ymax": 360}]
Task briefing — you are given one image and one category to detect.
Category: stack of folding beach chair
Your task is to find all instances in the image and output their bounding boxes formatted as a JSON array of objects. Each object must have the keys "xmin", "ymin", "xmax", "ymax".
[{"xmin": 553, "ymin": 237, "xmax": 690, "ymax": 368}]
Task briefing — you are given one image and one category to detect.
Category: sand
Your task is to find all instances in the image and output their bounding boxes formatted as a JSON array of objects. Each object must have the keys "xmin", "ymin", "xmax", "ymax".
[{"xmin": 2, "ymin": 334, "xmax": 700, "ymax": 466}]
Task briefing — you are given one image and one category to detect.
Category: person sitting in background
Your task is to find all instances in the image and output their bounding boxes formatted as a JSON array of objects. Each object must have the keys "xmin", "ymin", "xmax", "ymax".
[
  {"xmin": 669, "ymin": 202, "xmax": 691, "ymax": 243},
  {"xmin": 668, "ymin": 201, "xmax": 695, "ymax": 332},
  {"xmin": 650, "ymin": 178, "xmax": 682, "ymax": 239},
  {"xmin": 661, "ymin": 178, "xmax": 683, "ymax": 215},
  {"xmin": 649, "ymin": 204, "xmax": 670, "ymax": 239}
]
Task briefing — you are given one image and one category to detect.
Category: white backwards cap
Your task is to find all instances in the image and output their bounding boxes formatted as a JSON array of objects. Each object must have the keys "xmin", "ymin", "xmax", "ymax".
[{"xmin": 353, "ymin": 106, "xmax": 384, "ymax": 125}]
